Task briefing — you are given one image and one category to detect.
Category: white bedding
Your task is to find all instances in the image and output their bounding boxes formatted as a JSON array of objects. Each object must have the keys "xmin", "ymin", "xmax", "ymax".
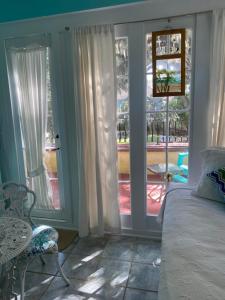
[{"xmin": 159, "ymin": 184, "xmax": 225, "ymax": 300}]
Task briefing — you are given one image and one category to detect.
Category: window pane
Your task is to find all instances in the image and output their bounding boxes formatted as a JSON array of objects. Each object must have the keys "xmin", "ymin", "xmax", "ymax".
[
  {"xmin": 156, "ymin": 33, "xmax": 182, "ymax": 55},
  {"xmin": 117, "ymin": 75, "xmax": 128, "ymax": 102},
  {"xmin": 44, "ymin": 49, "xmax": 61, "ymax": 209},
  {"xmin": 116, "ymin": 37, "xmax": 131, "ymax": 215},
  {"xmin": 146, "ymin": 112, "xmax": 167, "ymax": 144},
  {"xmin": 146, "ymin": 33, "xmax": 152, "ymax": 73},
  {"xmin": 146, "ymin": 97, "xmax": 167, "ymax": 112},
  {"xmin": 168, "ymin": 112, "xmax": 189, "ymax": 144},
  {"xmin": 115, "ymin": 38, "xmax": 129, "ymax": 76},
  {"xmin": 186, "ymin": 29, "xmax": 192, "ymax": 70},
  {"xmin": 146, "ymin": 112, "xmax": 166, "ymax": 216},
  {"xmin": 168, "ymin": 96, "xmax": 190, "ymax": 111},
  {"xmin": 168, "ymin": 112, "xmax": 189, "ymax": 183},
  {"xmin": 145, "ymin": 28, "xmax": 192, "ymax": 216}
]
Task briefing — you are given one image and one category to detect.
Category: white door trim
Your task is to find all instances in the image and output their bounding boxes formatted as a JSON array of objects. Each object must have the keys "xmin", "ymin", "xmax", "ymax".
[{"xmin": 116, "ymin": 13, "xmax": 211, "ymax": 236}]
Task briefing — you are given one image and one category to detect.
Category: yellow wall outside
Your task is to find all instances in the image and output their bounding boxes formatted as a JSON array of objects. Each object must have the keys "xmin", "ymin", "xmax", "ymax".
[
  {"xmin": 118, "ymin": 150, "xmax": 188, "ymax": 174},
  {"xmin": 44, "ymin": 149, "xmax": 188, "ymax": 175},
  {"xmin": 44, "ymin": 150, "xmax": 57, "ymax": 173}
]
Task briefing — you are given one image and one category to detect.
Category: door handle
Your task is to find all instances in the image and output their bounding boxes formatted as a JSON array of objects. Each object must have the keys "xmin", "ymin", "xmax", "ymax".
[{"xmin": 54, "ymin": 134, "xmax": 60, "ymax": 150}]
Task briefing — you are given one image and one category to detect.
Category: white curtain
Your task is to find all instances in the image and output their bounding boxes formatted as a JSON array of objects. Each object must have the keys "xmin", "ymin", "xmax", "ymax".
[
  {"xmin": 8, "ymin": 43, "xmax": 53, "ymax": 209},
  {"xmin": 208, "ymin": 9, "xmax": 225, "ymax": 147},
  {"xmin": 73, "ymin": 25, "xmax": 120, "ymax": 236}
]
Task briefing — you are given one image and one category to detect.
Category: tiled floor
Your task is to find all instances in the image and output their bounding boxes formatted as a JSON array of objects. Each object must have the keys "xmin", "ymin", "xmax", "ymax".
[{"xmin": 14, "ymin": 235, "xmax": 161, "ymax": 299}]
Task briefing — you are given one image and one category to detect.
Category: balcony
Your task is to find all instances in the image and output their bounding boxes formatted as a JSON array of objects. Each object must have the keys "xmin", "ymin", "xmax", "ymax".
[
  {"xmin": 117, "ymin": 118, "xmax": 189, "ymax": 215},
  {"xmin": 45, "ymin": 137, "xmax": 188, "ymax": 215},
  {"xmin": 118, "ymin": 143, "xmax": 188, "ymax": 216}
]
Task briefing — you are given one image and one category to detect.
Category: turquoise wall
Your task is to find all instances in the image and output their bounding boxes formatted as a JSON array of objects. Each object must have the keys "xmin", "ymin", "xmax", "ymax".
[{"xmin": 0, "ymin": 0, "xmax": 143, "ymax": 23}]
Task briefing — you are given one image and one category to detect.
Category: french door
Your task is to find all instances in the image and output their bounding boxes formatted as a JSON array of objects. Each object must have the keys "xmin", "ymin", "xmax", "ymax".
[
  {"xmin": 115, "ymin": 15, "xmax": 194, "ymax": 236},
  {"xmin": 5, "ymin": 33, "xmax": 72, "ymax": 226}
]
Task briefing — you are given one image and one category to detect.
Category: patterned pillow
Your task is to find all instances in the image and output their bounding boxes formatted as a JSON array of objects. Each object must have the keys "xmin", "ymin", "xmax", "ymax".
[
  {"xmin": 193, "ymin": 148, "xmax": 225, "ymax": 202},
  {"xmin": 207, "ymin": 168, "xmax": 225, "ymax": 200}
]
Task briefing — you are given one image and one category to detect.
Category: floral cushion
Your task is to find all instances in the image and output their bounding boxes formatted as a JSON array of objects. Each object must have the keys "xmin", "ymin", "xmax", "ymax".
[{"xmin": 26, "ymin": 225, "xmax": 59, "ymax": 256}]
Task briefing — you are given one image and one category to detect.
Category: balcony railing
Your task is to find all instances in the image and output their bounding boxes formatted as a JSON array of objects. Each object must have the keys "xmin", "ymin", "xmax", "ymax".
[{"xmin": 117, "ymin": 120, "xmax": 188, "ymax": 144}]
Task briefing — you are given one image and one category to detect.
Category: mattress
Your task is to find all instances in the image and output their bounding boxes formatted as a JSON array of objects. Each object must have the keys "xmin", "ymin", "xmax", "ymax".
[{"xmin": 158, "ymin": 184, "xmax": 225, "ymax": 300}]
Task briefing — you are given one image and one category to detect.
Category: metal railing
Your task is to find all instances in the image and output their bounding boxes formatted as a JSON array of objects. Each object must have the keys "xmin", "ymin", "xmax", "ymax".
[{"xmin": 117, "ymin": 120, "xmax": 188, "ymax": 143}]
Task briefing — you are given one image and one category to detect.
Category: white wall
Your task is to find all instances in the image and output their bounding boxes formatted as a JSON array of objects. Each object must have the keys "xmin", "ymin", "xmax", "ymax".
[
  {"xmin": 0, "ymin": 0, "xmax": 224, "ymax": 34},
  {"xmin": 0, "ymin": 0, "xmax": 224, "ymax": 228}
]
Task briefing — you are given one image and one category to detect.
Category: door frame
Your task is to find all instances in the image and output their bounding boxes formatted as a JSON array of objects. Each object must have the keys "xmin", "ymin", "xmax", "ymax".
[
  {"xmin": 115, "ymin": 14, "xmax": 196, "ymax": 237},
  {"xmin": 4, "ymin": 32, "xmax": 74, "ymax": 228}
]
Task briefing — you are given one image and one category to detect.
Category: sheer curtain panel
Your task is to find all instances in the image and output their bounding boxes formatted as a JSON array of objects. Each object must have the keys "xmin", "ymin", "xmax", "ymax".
[
  {"xmin": 73, "ymin": 25, "xmax": 120, "ymax": 236},
  {"xmin": 208, "ymin": 9, "xmax": 225, "ymax": 147},
  {"xmin": 6, "ymin": 36, "xmax": 53, "ymax": 209}
]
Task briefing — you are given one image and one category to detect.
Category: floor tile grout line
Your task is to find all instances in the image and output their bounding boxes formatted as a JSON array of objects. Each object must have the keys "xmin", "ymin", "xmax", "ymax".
[
  {"xmin": 36, "ymin": 273, "xmax": 55, "ymax": 300},
  {"xmin": 27, "ymin": 269, "xmax": 64, "ymax": 277},
  {"xmin": 125, "ymin": 286, "xmax": 159, "ymax": 294},
  {"xmin": 67, "ymin": 251, "xmax": 141, "ymax": 264},
  {"xmin": 64, "ymin": 251, "xmax": 160, "ymax": 267},
  {"xmin": 123, "ymin": 240, "xmax": 137, "ymax": 299},
  {"xmin": 123, "ymin": 260, "xmax": 134, "ymax": 300},
  {"xmin": 38, "ymin": 278, "xmax": 54, "ymax": 299},
  {"xmin": 27, "ymin": 256, "xmax": 69, "ymax": 278},
  {"xmin": 128, "ymin": 286, "xmax": 159, "ymax": 293},
  {"xmin": 125, "ymin": 257, "xmax": 160, "ymax": 295},
  {"xmin": 122, "ymin": 286, "xmax": 127, "ymax": 300}
]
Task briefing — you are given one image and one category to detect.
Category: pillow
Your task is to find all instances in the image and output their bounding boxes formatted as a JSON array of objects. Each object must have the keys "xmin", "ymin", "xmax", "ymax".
[
  {"xmin": 192, "ymin": 147, "xmax": 225, "ymax": 202},
  {"xmin": 207, "ymin": 168, "xmax": 225, "ymax": 200}
]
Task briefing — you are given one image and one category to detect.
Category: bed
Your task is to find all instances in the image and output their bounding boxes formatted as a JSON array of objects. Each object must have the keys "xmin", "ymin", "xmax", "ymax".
[{"xmin": 158, "ymin": 183, "xmax": 225, "ymax": 300}]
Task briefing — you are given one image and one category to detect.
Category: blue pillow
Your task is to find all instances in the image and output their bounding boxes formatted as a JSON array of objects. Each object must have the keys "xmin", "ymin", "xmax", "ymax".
[{"xmin": 207, "ymin": 168, "xmax": 225, "ymax": 200}]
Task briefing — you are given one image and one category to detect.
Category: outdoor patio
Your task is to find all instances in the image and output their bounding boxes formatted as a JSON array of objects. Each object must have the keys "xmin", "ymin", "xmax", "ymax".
[
  {"xmin": 45, "ymin": 142, "xmax": 188, "ymax": 215},
  {"xmin": 119, "ymin": 182, "xmax": 165, "ymax": 215},
  {"xmin": 48, "ymin": 178, "xmax": 165, "ymax": 215}
]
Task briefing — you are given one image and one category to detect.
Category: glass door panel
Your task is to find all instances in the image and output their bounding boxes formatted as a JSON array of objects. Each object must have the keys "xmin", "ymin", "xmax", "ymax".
[
  {"xmin": 115, "ymin": 37, "xmax": 131, "ymax": 216},
  {"xmin": 5, "ymin": 35, "xmax": 67, "ymax": 218},
  {"xmin": 145, "ymin": 27, "xmax": 193, "ymax": 216},
  {"xmin": 168, "ymin": 111, "xmax": 189, "ymax": 183},
  {"xmin": 115, "ymin": 16, "xmax": 194, "ymax": 234},
  {"xmin": 146, "ymin": 112, "xmax": 167, "ymax": 216},
  {"xmin": 44, "ymin": 66, "xmax": 61, "ymax": 209}
]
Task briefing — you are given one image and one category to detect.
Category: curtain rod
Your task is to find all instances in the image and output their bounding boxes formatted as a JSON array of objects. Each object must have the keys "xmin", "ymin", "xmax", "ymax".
[
  {"xmin": 63, "ymin": 9, "xmax": 212, "ymax": 30},
  {"xmin": 114, "ymin": 10, "xmax": 212, "ymax": 26}
]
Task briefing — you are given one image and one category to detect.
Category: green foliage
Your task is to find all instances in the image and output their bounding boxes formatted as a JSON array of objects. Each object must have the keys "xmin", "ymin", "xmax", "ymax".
[
  {"xmin": 115, "ymin": 38, "xmax": 129, "ymax": 95},
  {"xmin": 168, "ymin": 97, "xmax": 189, "ymax": 128},
  {"xmin": 156, "ymin": 69, "xmax": 177, "ymax": 93}
]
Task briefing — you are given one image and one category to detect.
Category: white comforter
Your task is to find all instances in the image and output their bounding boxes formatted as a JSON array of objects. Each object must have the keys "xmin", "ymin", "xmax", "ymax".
[{"xmin": 159, "ymin": 184, "xmax": 225, "ymax": 300}]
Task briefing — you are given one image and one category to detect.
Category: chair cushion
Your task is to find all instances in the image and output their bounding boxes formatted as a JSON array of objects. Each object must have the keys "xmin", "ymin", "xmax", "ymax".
[{"xmin": 26, "ymin": 225, "xmax": 59, "ymax": 256}]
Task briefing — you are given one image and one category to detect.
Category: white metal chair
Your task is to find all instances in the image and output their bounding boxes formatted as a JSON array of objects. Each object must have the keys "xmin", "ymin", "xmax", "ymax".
[{"xmin": 0, "ymin": 182, "xmax": 70, "ymax": 300}]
